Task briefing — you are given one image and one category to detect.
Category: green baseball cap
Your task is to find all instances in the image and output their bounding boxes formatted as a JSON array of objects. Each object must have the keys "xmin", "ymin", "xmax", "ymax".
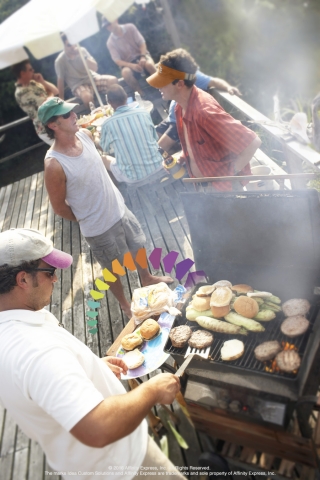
[{"xmin": 38, "ymin": 97, "xmax": 79, "ymax": 125}]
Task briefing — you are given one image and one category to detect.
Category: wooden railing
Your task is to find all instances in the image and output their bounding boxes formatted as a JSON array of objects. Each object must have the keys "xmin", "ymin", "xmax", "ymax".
[
  {"xmin": 211, "ymin": 89, "xmax": 320, "ymax": 190},
  {"xmin": 2, "ymin": 88, "xmax": 320, "ymax": 188}
]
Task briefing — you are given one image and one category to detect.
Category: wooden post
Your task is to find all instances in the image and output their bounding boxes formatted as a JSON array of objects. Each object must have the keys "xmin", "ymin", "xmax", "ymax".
[{"xmin": 159, "ymin": 0, "xmax": 181, "ymax": 48}]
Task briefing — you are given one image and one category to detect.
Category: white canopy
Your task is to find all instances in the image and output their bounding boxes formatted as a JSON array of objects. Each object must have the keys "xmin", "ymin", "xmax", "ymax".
[{"xmin": 0, "ymin": 0, "xmax": 136, "ymax": 69}]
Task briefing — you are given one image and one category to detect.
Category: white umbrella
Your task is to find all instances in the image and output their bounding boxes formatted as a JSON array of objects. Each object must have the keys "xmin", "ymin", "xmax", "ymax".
[{"xmin": 0, "ymin": 0, "xmax": 135, "ymax": 68}]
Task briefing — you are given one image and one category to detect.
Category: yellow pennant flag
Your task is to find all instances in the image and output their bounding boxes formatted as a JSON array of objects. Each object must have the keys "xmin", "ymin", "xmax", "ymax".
[
  {"xmin": 95, "ymin": 278, "xmax": 110, "ymax": 291},
  {"xmin": 90, "ymin": 289, "xmax": 104, "ymax": 300},
  {"xmin": 102, "ymin": 268, "xmax": 117, "ymax": 283}
]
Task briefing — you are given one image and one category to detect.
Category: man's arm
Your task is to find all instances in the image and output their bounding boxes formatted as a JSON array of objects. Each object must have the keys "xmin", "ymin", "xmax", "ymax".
[
  {"xmin": 113, "ymin": 58, "xmax": 143, "ymax": 73},
  {"xmin": 33, "ymin": 73, "xmax": 59, "ymax": 97},
  {"xmin": 234, "ymin": 136, "xmax": 262, "ymax": 173},
  {"xmin": 70, "ymin": 373, "xmax": 180, "ymax": 447},
  {"xmin": 84, "ymin": 55, "xmax": 98, "ymax": 72},
  {"xmin": 208, "ymin": 78, "xmax": 241, "ymax": 96},
  {"xmin": 57, "ymin": 77, "xmax": 65, "ymax": 100},
  {"xmin": 44, "ymin": 157, "xmax": 77, "ymax": 221}
]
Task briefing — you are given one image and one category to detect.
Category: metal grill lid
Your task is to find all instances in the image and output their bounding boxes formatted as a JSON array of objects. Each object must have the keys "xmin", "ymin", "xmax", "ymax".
[{"xmin": 180, "ymin": 190, "xmax": 320, "ymax": 299}]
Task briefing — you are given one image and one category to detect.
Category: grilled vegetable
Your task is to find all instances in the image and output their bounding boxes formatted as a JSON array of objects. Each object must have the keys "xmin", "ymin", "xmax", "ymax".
[
  {"xmin": 253, "ymin": 297, "xmax": 264, "ymax": 306},
  {"xmin": 268, "ymin": 295, "xmax": 281, "ymax": 305},
  {"xmin": 248, "ymin": 291, "xmax": 272, "ymax": 298},
  {"xmin": 196, "ymin": 316, "xmax": 248, "ymax": 335},
  {"xmin": 224, "ymin": 312, "xmax": 265, "ymax": 332},
  {"xmin": 262, "ymin": 301, "xmax": 282, "ymax": 312},
  {"xmin": 254, "ymin": 310, "xmax": 276, "ymax": 321},
  {"xmin": 260, "ymin": 303, "xmax": 281, "ymax": 313},
  {"xmin": 186, "ymin": 308, "xmax": 213, "ymax": 321}
]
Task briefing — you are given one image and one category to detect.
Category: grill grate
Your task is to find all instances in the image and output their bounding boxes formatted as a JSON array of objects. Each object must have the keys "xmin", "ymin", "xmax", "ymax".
[{"xmin": 164, "ymin": 300, "xmax": 319, "ymax": 380}]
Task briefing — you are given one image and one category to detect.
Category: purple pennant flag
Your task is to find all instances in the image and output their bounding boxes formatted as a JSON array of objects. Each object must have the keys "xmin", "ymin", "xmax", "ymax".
[
  {"xmin": 175, "ymin": 258, "xmax": 194, "ymax": 281},
  {"xmin": 162, "ymin": 251, "xmax": 179, "ymax": 273},
  {"xmin": 149, "ymin": 247, "xmax": 162, "ymax": 270},
  {"xmin": 184, "ymin": 271, "xmax": 207, "ymax": 289}
]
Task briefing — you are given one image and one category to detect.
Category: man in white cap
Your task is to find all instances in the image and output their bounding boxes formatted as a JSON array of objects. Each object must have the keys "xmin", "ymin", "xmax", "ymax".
[
  {"xmin": 0, "ymin": 227, "xmax": 182, "ymax": 480},
  {"xmin": 38, "ymin": 97, "xmax": 173, "ymax": 318}
]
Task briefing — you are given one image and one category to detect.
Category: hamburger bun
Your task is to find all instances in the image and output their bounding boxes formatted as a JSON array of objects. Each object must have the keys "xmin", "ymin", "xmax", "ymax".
[
  {"xmin": 123, "ymin": 349, "xmax": 145, "ymax": 369},
  {"xmin": 212, "ymin": 280, "xmax": 232, "ymax": 288},
  {"xmin": 232, "ymin": 284, "xmax": 253, "ymax": 295},
  {"xmin": 234, "ymin": 296, "xmax": 259, "ymax": 319},
  {"xmin": 210, "ymin": 304, "xmax": 230, "ymax": 318},
  {"xmin": 192, "ymin": 295, "xmax": 211, "ymax": 311},
  {"xmin": 210, "ymin": 286, "xmax": 233, "ymax": 307},
  {"xmin": 196, "ymin": 285, "xmax": 215, "ymax": 297},
  {"xmin": 121, "ymin": 333, "xmax": 143, "ymax": 351},
  {"xmin": 140, "ymin": 319, "xmax": 160, "ymax": 340}
]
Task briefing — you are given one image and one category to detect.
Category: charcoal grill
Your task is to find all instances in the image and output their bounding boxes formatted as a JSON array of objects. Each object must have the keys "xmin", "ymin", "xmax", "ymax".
[{"xmin": 165, "ymin": 190, "xmax": 320, "ymax": 439}]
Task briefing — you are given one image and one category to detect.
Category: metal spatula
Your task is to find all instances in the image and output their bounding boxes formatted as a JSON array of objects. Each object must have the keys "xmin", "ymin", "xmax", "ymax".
[{"xmin": 184, "ymin": 344, "xmax": 211, "ymax": 359}]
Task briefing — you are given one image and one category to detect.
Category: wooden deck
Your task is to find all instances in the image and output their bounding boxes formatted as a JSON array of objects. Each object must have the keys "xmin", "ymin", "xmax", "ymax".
[
  {"xmin": 0, "ymin": 165, "xmax": 319, "ymax": 480},
  {"xmin": 0, "ymin": 171, "xmax": 207, "ymax": 480}
]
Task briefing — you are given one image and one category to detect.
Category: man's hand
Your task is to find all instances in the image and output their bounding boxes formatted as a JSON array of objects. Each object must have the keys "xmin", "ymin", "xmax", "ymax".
[
  {"xmin": 146, "ymin": 373, "xmax": 180, "ymax": 405},
  {"xmin": 33, "ymin": 73, "xmax": 44, "ymax": 83},
  {"xmin": 131, "ymin": 63, "xmax": 143, "ymax": 73},
  {"xmin": 102, "ymin": 356, "xmax": 128, "ymax": 379},
  {"xmin": 139, "ymin": 57, "xmax": 146, "ymax": 68},
  {"xmin": 227, "ymin": 86, "xmax": 242, "ymax": 96}
]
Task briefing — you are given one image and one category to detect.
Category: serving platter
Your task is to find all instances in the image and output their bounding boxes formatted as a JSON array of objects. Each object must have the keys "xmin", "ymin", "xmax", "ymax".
[{"xmin": 116, "ymin": 312, "xmax": 175, "ymax": 380}]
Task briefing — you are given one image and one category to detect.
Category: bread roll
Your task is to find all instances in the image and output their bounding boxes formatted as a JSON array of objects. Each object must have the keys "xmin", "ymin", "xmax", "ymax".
[
  {"xmin": 234, "ymin": 296, "xmax": 259, "ymax": 319},
  {"xmin": 121, "ymin": 333, "xmax": 143, "ymax": 351},
  {"xmin": 210, "ymin": 304, "xmax": 230, "ymax": 318},
  {"xmin": 210, "ymin": 286, "xmax": 233, "ymax": 307},
  {"xmin": 123, "ymin": 349, "xmax": 145, "ymax": 369},
  {"xmin": 232, "ymin": 284, "xmax": 253, "ymax": 294},
  {"xmin": 192, "ymin": 295, "xmax": 211, "ymax": 311},
  {"xmin": 140, "ymin": 319, "xmax": 160, "ymax": 340}
]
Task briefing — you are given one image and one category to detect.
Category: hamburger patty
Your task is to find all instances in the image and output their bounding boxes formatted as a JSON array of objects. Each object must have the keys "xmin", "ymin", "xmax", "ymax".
[
  {"xmin": 281, "ymin": 315, "xmax": 309, "ymax": 337},
  {"xmin": 169, "ymin": 325, "xmax": 192, "ymax": 348},
  {"xmin": 254, "ymin": 340, "xmax": 282, "ymax": 362},
  {"xmin": 282, "ymin": 298, "xmax": 310, "ymax": 317},
  {"xmin": 275, "ymin": 350, "xmax": 301, "ymax": 373},
  {"xmin": 188, "ymin": 330, "xmax": 213, "ymax": 349}
]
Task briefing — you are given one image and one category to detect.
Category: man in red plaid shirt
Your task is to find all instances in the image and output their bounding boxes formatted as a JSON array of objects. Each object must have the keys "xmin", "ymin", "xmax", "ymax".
[{"xmin": 147, "ymin": 49, "xmax": 261, "ymax": 190}]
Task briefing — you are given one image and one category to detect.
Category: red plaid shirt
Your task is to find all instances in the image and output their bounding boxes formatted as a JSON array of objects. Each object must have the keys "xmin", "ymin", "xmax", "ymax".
[{"xmin": 175, "ymin": 87, "xmax": 257, "ymax": 190}]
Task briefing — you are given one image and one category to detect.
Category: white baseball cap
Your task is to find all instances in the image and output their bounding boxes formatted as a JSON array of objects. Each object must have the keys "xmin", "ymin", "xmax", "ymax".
[{"xmin": 0, "ymin": 228, "xmax": 73, "ymax": 268}]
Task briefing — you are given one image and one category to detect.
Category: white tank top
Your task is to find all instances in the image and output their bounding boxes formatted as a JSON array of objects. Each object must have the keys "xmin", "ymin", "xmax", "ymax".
[{"xmin": 45, "ymin": 130, "xmax": 125, "ymax": 237}]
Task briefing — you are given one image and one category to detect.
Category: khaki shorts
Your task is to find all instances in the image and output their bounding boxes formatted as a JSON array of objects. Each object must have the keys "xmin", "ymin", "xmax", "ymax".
[{"xmin": 85, "ymin": 206, "xmax": 146, "ymax": 269}]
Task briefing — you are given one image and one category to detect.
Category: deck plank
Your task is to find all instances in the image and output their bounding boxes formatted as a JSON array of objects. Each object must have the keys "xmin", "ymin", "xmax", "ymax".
[{"xmin": 0, "ymin": 184, "xmax": 12, "ymax": 232}]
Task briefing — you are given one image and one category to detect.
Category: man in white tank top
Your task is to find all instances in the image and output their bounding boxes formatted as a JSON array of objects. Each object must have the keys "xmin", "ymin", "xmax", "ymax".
[{"xmin": 39, "ymin": 98, "xmax": 173, "ymax": 318}]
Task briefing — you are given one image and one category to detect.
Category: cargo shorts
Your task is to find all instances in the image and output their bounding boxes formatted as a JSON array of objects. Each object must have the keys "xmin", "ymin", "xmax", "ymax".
[{"xmin": 85, "ymin": 206, "xmax": 146, "ymax": 270}]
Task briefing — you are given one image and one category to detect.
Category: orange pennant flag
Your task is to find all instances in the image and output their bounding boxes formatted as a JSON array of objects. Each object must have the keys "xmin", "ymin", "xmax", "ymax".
[
  {"xmin": 135, "ymin": 248, "xmax": 148, "ymax": 269},
  {"xmin": 123, "ymin": 252, "xmax": 136, "ymax": 271},
  {"xmin": 112, "ymin": 258, "xmax": 126, "ymax": 276}
]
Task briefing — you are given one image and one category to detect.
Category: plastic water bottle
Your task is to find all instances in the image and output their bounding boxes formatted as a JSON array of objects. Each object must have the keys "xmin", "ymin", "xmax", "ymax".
[{"xmin": 135, "ymin": 92, "xmax": 144, "ymax": 108}]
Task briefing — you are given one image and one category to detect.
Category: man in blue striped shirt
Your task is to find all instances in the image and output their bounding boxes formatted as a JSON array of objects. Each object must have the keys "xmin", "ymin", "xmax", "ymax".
[{"xmin": 100, "ymin": 85, "xmax": 163, "ymax": 183}]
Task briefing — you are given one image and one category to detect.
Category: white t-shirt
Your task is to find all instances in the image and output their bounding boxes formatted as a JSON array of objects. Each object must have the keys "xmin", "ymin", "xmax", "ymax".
[{"xmin": 0, "ymin": 309, "xmax": 148, "ymax": 480}]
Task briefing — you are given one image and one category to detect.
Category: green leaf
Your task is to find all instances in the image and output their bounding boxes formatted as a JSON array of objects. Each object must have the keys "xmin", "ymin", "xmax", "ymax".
[
  {"xmin": 86, "ymin": 310, "xmax": 98, "ymax": 318},
  {"xmin": 167, "ymin": 420, "xmax": 189, "ymax": 449},
  {"xmin": 89, "ymin": 328, "xmax": 98, "ymax": 335},
  {"xmin": 159, "ymin": 435, "xmax": 169, "ymax": 458},
  {"xmin": 87, "ymin": 320, "xmax": 98, "ymax": 327}
]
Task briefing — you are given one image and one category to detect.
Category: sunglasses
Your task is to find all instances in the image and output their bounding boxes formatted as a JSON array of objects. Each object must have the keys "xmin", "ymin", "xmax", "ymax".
[
  {"xmin": 61, "ymin": 111, "xmax": 72, "ymax": 119},
  {"xmin": 30, "ymin": 268, "xmax": 57, "ymax": 277}
]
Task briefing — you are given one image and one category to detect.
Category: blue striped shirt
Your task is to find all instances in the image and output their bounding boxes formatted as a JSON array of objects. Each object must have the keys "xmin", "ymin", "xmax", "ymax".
[{"xmin": 100, "ymin": 105, "xmax": 163, "ymax": 181}]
